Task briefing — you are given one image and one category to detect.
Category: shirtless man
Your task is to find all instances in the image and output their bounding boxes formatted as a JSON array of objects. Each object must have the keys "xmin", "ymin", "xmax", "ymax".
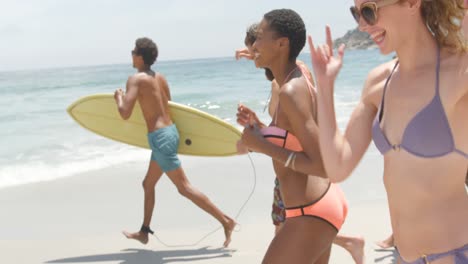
[{"xmin": 114, "ymin": 37, "xmax": 236, "ymax": 247}]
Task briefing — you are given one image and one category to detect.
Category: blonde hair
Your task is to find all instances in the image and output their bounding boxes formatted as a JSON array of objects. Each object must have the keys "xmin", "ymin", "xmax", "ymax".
[{"xmin": 421, "ymin": 0, "xmax": 467, "ymax": 53}]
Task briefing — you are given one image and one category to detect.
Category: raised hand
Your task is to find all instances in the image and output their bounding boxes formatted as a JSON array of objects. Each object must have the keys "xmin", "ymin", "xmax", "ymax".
[
  {"xmin": 308, "ymin": 26, "xmax": 345, "ymax": 88},
  {"xmin": 235, "ymin": 48, "xmax": 254, "ymax": 60},
  {"xmin": 237, "ymin": 103, "xmax": 260, "ymax": 127},
  {"xmin": 114, "ymin": 88, "xmax": 124, "ymax": 103},
  {"xmin": 241, "ymin": 123, "xmax": 266, "ymax": 153}
]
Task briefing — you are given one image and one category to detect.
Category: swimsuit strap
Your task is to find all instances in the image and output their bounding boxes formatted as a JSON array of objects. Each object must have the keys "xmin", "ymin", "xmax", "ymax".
[
  {"xmin": 298, "ymin": 63, "xmax": 316, "ymax": 94},
  {"xmin": 378, "ymin": 60, "xmax": 400, "ymax": 122},
  {"xmin": 298, "ymin": 64, "xmax": 318, "ymax": 120},
  {"xmin": 455, "ymin": 149, "xmax": 468, "ymax": 158},
  {"xmin": 435, "ymin": 46, "xmax": 441, "ymax": 94}
]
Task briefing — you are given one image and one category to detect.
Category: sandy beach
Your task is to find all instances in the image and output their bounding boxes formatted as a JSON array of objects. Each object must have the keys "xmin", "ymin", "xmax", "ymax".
[{"xmin": 0, "ymin": 151, "xmax": 399, "ymax": 264}]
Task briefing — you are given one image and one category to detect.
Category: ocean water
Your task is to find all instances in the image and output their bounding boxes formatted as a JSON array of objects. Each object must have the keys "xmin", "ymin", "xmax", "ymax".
[{"xmin": 0, "ymin": 50, "xmax": 393, "ymax": 189}]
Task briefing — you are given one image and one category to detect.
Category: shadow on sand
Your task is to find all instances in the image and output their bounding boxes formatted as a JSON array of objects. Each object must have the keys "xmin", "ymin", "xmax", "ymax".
[
  {"xmin": 374, "ymin": 248, "xmax": 398, "ymax": 264},
  {"xmin": 46, "ymin": 247, "xmax": 235, "ymax": 264}
]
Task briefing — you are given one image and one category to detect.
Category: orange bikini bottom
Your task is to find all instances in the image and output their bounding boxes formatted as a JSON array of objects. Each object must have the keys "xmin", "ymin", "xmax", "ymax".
[{"xmin": 285, "ymin": 183, "xmax": 348, "ymax": 231}]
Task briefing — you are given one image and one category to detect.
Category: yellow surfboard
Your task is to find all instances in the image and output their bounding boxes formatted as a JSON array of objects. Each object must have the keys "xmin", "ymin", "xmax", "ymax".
[{"xmin": 67, "ymin": 94, "xmax": 241, "ymax": 156}]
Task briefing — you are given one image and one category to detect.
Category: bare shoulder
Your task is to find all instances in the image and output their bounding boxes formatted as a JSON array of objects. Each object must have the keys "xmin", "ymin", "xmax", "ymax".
[
  {"xmin": 155, "ymin": 72, "xmax": 167, "ymax": 81},
  {"xmin": 153, "ymin": 72, "xmax": 168, "ymax": 86},
  {"xmin": 361, "ymin": 59, "xmax": 397, "ymax": 108},
  {"xmin": 278, "ymin": 77, "xmax": 311, "ymax": 107},
  {"xmin": 439, "ymin": 51, "xmax": 468, "ymax": 99},
  {"xmin": 127, "ymin": 73, "xmax": 139, "ymax": 82},
  {"xmin": 129, "ymin": 72, "xmax": 150, "ymax": 85},
  {"xmin": 125, "ymin": 74, "xmax": 144, "ymax": 89}
]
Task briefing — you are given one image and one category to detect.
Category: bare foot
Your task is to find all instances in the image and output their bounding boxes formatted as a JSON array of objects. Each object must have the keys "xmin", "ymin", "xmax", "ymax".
[
  {"xmin": 122, "ymin": 230, "xmax": 149, "ymax": 245},
  {"xmin": 375, "ymin": 235, "xmax": 394, "ymax": 249},
  {"xmin": 222, "ymin": 218, "xmax": 237, "ymax": 247},
  {"xmin": 342, "ymin": 236, "xmax": 365, "ymax": 264}
]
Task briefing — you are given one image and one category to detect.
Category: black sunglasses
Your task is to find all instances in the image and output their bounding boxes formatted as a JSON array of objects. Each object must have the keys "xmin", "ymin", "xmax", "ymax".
[{"xmin": 350, "ymin": 0, "xmax": 399, "ymax": 26}]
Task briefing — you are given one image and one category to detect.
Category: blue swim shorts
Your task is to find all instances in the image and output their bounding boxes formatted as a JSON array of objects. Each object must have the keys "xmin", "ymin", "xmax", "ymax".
[{"xmin": 147, "ymin": 124, "xmax": 181, "ymax": 172}]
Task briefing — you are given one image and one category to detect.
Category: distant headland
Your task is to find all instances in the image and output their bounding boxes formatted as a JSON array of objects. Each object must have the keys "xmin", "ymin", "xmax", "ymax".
[{"xmin": 334, "ymin": 28, "xmax": 377, "ymax": 50}]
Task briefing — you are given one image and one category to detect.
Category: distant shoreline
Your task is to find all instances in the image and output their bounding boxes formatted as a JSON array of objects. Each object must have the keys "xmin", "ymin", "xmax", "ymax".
[{"xmin": 0, "ymin": 48, "xmax": 380, "ymax": 73}]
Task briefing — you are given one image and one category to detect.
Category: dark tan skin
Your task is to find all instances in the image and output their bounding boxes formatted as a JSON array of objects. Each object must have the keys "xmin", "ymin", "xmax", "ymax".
[
  {"xmin": 238, "ymin": 19, "xmax": 338, "ymax": 264},
  {"xmin": 115, "ymin": 48, "xmax": 235, "ymax": 247},
  {"xmin": 238, "ymin": 72, "xmax": 365, "ymax": 264},
  {"xmin": 236, "ymin": 43, "xmax": 365, "ymax": 263}
]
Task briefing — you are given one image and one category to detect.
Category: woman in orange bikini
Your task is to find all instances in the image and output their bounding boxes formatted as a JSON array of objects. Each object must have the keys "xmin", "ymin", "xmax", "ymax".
[
  {"xmin": 238, "ymin": 9, "xmax": 348, "ymax": 263},
  {"xmin": 236, "ymin": 24, "xmax": 365, "ymax": 263}
]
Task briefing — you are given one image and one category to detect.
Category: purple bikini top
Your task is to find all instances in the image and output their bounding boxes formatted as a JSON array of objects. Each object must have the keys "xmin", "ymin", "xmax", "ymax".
[{"xmin": 372, "ymin": 49, "xmax": 468, "ymax": 158}]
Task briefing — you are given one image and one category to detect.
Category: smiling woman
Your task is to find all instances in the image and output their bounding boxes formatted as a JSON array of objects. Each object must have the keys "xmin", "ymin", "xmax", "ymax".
[
  {"xmin": 308, "ymin": 0, "xmax": 468, "ymax": 263},
  {"xmin": 350, "ymin": 0, "xmax": 399, "ymax": 26}
]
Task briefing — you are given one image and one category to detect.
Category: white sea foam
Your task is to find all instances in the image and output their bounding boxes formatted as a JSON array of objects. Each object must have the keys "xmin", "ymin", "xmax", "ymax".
[
  {"xmin": 0, "ymin": 50, "xmax": 392, "ymax": 188},
  {"xmin": 0, "ymin": 144, "xmax": 148, "ymax": 189}
]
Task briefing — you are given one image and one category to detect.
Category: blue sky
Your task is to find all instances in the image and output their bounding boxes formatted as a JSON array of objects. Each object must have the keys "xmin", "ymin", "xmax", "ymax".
[{"xmin": 0, "ymin": 0, "xmax": 357, "ymax": 71}]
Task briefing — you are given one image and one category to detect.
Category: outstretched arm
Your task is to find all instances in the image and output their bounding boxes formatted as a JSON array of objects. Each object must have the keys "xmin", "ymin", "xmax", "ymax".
[
  {"xmin": 308, "ymin": 26, "xmax": 377, "ymax": 182},
  {"xmin": 322, "ymin": 90, "xmax": 376, "ymax": 182},
  {"xmin": 115, "ymin": 75, "xmax": 139, "ymax": 120}
]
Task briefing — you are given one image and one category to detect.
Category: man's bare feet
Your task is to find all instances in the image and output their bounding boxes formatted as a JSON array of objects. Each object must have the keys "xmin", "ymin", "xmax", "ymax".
[
  {"xmin": 341, "ymin": 236, "xmax": 365, "ymax": 264},
  {"xmin": 222, "ymin": 218, "xmax": 237, "ymax": 247},
  {"xmin": 376, "ymin": 234, "xmax": 394, "ymax": 249},
  {"xmin": 122, "ymin": 230, "xmax": 149, "ymax": 245}
]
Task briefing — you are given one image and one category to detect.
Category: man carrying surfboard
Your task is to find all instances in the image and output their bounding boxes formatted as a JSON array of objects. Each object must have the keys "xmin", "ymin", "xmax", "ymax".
[{"xmin": 114, "ymin": 37, "xmax": 236, "ymax": 247}]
